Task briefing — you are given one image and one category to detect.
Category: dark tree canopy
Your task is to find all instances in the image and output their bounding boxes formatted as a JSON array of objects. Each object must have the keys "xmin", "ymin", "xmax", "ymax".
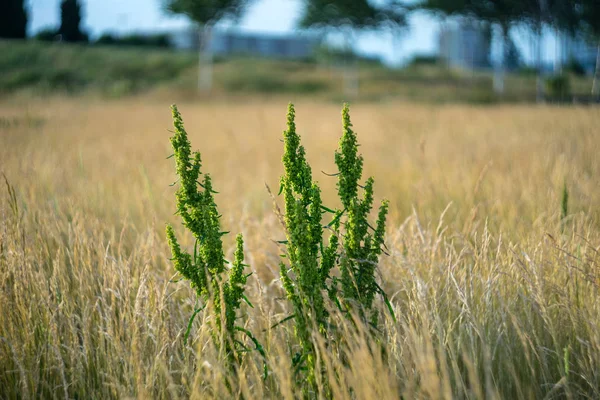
[
  {"xmin": 165, "ymin": 0, "xmax": 249, "ymax": 25},
  {"xmin": 0, "ymin": 0, "xmax": 28, "ymax": 39},
  {"xmin": 419, "ymin": 0, "xmax": 585, "ymax": 32},
  {"xmin": 59, "ymin": 0, "xmax": 88, "ymax": 42},
  {"xmin": 418, "ymin": 0, "xmax": 477, "ymax": 16},
  {"xmin": 300, "ymin": 0, "xmax": 406, "ymax": 30},
  {"xmin": 576, "ymin": 0, "xmax": 600, "ymax": 39}
]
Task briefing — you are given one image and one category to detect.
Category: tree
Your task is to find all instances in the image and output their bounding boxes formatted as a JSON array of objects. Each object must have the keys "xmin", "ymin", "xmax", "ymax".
[
  {"xmin": 300, "ymin": 0, "xmax": 406, "ymax": 98},
  {"xmin": 59, "ymin": 0, "xmax": 88, "ymax": 42},
  {"xmin": 419, "ymin": 0, "xmax": 523, "ymax": 95},
  {"xmin": 511, "ymin": 0, "xmax": 584, "ymax": 100},
  {"xmin": 0, "ymin": 0, "xmax": 28, "ymax": 39},
  {"xmin": 576, "ymin": 0, "xmax": 600, "ymax": 98},
  {"xmin": 165, "ymin": 0, "xmax": 251, "ymax": 92}
]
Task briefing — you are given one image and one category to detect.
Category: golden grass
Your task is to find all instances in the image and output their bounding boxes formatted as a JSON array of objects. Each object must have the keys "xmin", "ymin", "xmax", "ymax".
[{"xmin": 1, "ymin": 97, "xmax": 599, "ymax": 399}]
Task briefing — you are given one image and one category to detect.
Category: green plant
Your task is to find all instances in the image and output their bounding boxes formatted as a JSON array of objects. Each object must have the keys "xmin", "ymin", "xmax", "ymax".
[
  {"xmin": 165, "ymin": 103, "xmax": 391, "ymax": 396},
  {"xmin": 335, "ymin": 105, "xmax": 389, "ymax": 320},
  {"xmin": 165, "ymin": 105, "xmax": 254, "ymax": 368},
  {"xmin": 277, "ymin": 103, "xmax": 390, "ymax": 395},
  {"xmin": 277, "ymin": 104, "xmax": 333, "ymax": 394}
]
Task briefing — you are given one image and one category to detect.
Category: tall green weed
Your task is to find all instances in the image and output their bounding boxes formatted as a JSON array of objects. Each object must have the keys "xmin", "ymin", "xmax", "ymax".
[{"xmin": 166, "ymin": 103, "xmax": 391, "ymax": 395}]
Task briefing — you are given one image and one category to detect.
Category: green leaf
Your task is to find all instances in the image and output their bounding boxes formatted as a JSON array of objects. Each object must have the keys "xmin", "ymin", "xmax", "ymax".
[
  {"xmin": 374, "ymin": 282, "xmax": 396, "ymax": 323},
  {"xmin": 268, "ymin": 314, "xmax": 296, "ymax": 330},
  {"xmin": 325, "ymin": 208, "xmax": 346, "ymax": 228},
  {"xmin": 184, "ymin": 306, "xmax": 205, "ymax": 345},
  {"xmin": 235, "ymin": 326, "xmax": 266, "ymax": 358},
  {"xmin": 383, "ymin": 297, "xmax": 396, "ymax": 323},
  {"xmin": 234, "ymin": 339, "xmax": 251, "ymax": 353},
  {"xmin": 320, "ymin": 205, "xmax": 337, "ymax": 214},
  {"xmin": 292, "ymin": 352, "xmax": 307, "ymax": 377},
  {"xmin": 242, "ymin": 294, "xmax": 254, "ymax": 308},
  {"xmin": 235, "ymin": 328, "xmax": 267, "ymax": 380}
]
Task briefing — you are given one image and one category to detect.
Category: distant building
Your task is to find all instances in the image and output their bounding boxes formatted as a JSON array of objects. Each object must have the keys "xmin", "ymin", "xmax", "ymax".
[
  {"xmin": 438, "ymin": 20, "xmax": 491, "ymax": 70},
  {"xmin": 168, "ymin": 28, "xmax": 200, "ymax": 50},
  {"xmin": 168, "ymin": 28, "xmax": 320, "ymax": 60}
]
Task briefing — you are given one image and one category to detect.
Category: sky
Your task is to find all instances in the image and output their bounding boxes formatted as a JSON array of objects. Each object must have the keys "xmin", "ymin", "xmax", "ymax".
[{"xmin": 27, "ymin": 0, "xmax": 558, "ymax": 66}]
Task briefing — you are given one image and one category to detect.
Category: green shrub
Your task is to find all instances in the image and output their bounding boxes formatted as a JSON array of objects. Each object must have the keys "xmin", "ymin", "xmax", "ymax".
[
  {"xmin": 409, "ymin": 54, "xmax": 440, "ymax": 66},
  {"xmin": 33, "ymin": 27, "xmax": 59, "ymax": 41},
  {"xmin": 546, "ymin": 74, "xmax": 571, "ymax": 99}
]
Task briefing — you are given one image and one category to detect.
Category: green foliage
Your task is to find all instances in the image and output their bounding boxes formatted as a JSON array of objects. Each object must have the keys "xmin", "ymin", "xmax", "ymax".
[
  {"xmin": 546, "ymin": 74, "xmax": 571, "ymax": 99},
  {"xmin": 0, "ymin": 0, "xmax": 27, "ymax": 39},
  {"xmin": 0, "ymin": 41, "xmax": 195, "ymax": 96},
  {"xmin": 300, "ymin": 0, "xmax": 406, "ymax": 32},
  {"xmin": 166, "ymin": 105, "xmax": 252, "ymax": 366},
  {"xmin": 409, "ymin": 54, "xmax": 441, "ymax": 66}
]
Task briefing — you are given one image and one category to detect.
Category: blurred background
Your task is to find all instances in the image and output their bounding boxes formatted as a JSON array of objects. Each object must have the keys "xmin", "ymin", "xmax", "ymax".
[{"xmin": 1, "ymin": 0, "xmax": 599, "ymax": 103}]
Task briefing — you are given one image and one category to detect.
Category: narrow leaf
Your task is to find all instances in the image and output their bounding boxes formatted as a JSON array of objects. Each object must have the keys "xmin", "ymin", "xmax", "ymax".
[
  {"xmin": 242, "ymin": 294, "xmax": 254, "ymax": 308},
  {"xmin": 235, "ymin": 326, "xmax": 266, "ymax": 358},
  {"xmin": 184, "ymin": 306, "xmax": 205, "ymax": 345},
  {"xmin": 320, "ymin": 205, "xmax": 337, "ymax": 214},
  {"xmin": 268, "ymin": 314, "xmax": 296, "ymax": 330}
]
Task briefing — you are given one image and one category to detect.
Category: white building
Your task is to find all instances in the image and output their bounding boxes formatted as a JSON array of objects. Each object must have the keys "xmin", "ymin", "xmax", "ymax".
[
  {"xmin": 168, "ymin": 28, "xmax": 320, "ymax": 60},
  {"xmin": 438, "ymin": 20, "xmax": 491, "ymax": 70}
]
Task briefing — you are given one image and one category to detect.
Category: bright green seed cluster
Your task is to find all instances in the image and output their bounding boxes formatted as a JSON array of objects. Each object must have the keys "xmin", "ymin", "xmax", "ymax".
[
  {"xmin": 336, "ymin": 106, "xmax": 389, "ymax": 314},
  {"xmin": 336, "ymin": 104, "xmax": 364, "ymax": 209}
]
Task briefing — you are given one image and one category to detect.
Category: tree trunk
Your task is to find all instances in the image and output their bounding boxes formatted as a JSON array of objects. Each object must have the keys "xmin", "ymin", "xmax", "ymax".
[
  {"xmin": 493, "ymin": 25, "xmax": 507, "ymax": 96},
  {"xmin": 198, "ymin": 24, "xmax": 213, "ymax": 93},
  {"xmin": 535, "ymin": 27, "xmax": 544, "ymax": 103},
  {"xmin": 592, "ymin": 42, "xmax": 600, "ymax": 100}
]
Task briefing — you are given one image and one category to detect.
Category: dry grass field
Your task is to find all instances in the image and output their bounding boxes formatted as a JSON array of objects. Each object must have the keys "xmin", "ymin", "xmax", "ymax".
[{"xmin": 1, "ymin": 97, "xmax": 599, "ymax": 399}]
